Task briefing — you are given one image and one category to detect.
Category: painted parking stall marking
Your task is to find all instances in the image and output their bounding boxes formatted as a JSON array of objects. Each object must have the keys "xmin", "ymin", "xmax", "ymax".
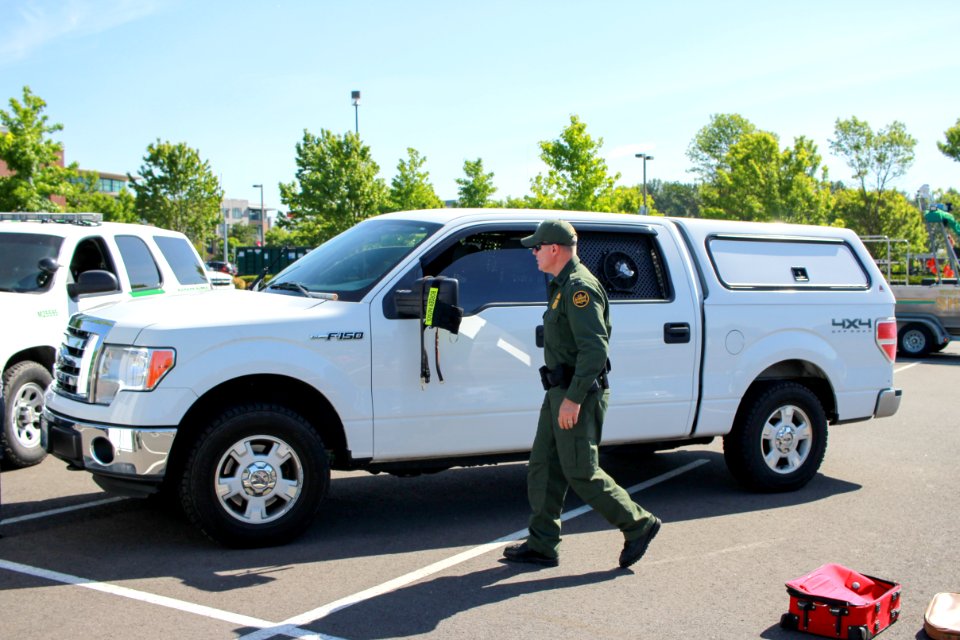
[{"xmin": 0, "ymin": 460, "xmax": 706, "ymax": 640}]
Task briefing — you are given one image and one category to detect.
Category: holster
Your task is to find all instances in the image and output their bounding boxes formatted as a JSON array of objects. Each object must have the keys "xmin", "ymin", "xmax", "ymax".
[{"xmin": 539, "ymin": 360, "xmax": 611, "ymax": 393}]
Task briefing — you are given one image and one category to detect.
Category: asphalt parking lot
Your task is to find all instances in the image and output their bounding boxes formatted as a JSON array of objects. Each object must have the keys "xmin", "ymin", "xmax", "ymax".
[{"xmin": 1, "ymin": 349, "xmax": 957, "ymax": 639}]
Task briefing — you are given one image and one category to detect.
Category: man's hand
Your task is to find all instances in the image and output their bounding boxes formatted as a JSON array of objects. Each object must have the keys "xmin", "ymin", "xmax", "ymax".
[{"xmin": 558, "ymin": 397, "xmax": 581, "ymax": 430}]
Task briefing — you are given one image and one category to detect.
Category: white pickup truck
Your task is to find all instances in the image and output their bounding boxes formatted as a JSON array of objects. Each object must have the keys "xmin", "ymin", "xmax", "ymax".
[
  {"xmin": 1, "ymin": 212, "xmax": 213, "ymax": 468},
  {"xmin": 42, "ymin": 210, "xmax": 901, "ymax": 547}
]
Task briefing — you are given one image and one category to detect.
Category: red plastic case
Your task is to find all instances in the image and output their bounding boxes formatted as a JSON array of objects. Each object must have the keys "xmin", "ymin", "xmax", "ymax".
[{"xmin": 780, "ymin": 564, "xmax": 901, "ymax": 640}]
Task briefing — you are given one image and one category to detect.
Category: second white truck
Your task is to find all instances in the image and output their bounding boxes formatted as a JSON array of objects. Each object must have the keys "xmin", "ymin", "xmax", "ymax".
[{"xmin": 42, "ymin": 210, "xmax": 901, "ymax": 546}]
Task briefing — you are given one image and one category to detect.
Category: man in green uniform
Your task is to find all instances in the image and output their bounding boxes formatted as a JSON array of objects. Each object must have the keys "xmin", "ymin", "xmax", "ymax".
[{"xmin": 503, "ymin": 219, "xmax": 661, "ymax": 569}]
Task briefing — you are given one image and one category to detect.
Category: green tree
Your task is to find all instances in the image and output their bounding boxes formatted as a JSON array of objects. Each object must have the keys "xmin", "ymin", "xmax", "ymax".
[
  {"xmin": 0, "ymin": 86, "xmax": 76, "ymax": 211},
  {"xmin": 829, "ymin": 117, "xmax": 917, "ymax": 225},
  {"xmin": 127, "ymin": 139, "xmax": 223, "ymax": 248},
  {"xmin": 386, "ymin": 147, "xmax": 443, "ymax": 211},
  {"xmin": 531, "ymin": 115, "xmax": 618, "ymax": 211},
  {"xmin": 938, "ymin": 118, "xmax": 960, "ymax": 163},
  {"xmin": 700, "ymin": 131, "xmax": 832, "ymax": 224},
  {"xmin": 278, "ymin": 129, "xmax": 387, "ymax": 245},
  {"xmin": 604, "ymin": 184, "xmax": 658, "ymax": 215},
  {"xmin": 66, "ymin": 171, "xmax": 138, "ymax": 222},
  {"xmin": 833, "ymin": 187, "xmax": 926, "ymax": 253},
  {"xmin": 686, "ymin": 113, "xmax": 757, "ymax": 184},
  {"xmin": 648, "ymin": 179, "xmax": 700, "ymax": 217},
  {"xmin": 456, "ymin": 158, "xmax": 497, "ymax": 208}
]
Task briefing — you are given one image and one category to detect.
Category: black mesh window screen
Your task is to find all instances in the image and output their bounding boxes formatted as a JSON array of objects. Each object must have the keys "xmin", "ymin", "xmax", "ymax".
[{"xmin": 578, "ymin": 231, "xmax": 669, "ymax": 301}]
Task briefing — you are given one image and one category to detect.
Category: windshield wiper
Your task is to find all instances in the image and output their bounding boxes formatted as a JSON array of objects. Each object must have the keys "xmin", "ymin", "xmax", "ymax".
[{"xmin": 266, "ymin": 281, "xmax": 338, "ymax": 300}]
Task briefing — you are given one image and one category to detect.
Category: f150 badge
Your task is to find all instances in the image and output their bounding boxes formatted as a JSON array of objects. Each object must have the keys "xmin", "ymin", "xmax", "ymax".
[{"xmin": 312, "ymin": 331, "xmax": 364, "ymax": 341}]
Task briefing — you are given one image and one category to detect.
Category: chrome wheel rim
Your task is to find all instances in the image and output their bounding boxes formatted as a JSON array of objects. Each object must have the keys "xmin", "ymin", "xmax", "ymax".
[
  {"xmin": 215, "ymin": 435, "xmax": 304, "ymax": 524},
  {"xmin": 12, "ymin": 381, "xmax": 44, "ymax": 449},
  {"xmin": 760, "ymin": 404, "xmax": 812, "ymax": 475}
]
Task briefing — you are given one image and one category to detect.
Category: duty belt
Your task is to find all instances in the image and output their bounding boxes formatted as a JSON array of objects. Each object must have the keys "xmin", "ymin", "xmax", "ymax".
[{"xmin": 538, "ymin": 360, "xmax": 611, "ymax": 393}]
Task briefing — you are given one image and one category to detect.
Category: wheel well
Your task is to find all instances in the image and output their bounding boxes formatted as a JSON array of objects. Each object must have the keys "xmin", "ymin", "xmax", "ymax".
[
  {"xmin": 167, "ymin": 375, "xmax": 348, "ymax": 486},
  {"xmin": 4, "ymin": 346, "xmax": 56, "ymax": 374},
  {"xmin": 738, "ymin": 360, "xmax": 837, "ymax": 424}
]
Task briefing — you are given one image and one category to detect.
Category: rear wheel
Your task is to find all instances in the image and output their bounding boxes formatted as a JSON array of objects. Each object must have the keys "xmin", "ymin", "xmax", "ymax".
[
  {"xmin": 897, "ymin": 323, "xmax": 933, "ymax": 357},
  {"xmin": 724, "ymin": 382, "xmax": 827, "ymax": 492},
  {"xmin": 179, "ymin": 404, "xmax": 329, "ymax": 547},
  {"xmin": 2, "ymin": 361, "xmax": 52, "ymax": 468}
]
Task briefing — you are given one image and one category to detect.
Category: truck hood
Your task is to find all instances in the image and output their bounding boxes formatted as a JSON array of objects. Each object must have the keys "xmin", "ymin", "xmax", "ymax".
[{"xmin": 81, "ymin": 289, "xmax": 336, "ymax": 344}]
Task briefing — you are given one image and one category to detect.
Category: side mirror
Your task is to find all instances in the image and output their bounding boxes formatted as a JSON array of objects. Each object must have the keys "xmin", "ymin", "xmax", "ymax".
[
  {"xmin": 38, "ymin": 257, "xmax": 61, "ymax": 274},
  {"xmin": 394, "ymin": 276, "xmax": 460, "ymax": 320},
  {"xmin": 67, "ymin": 269, "xmax": 119, "ymax": 298}
]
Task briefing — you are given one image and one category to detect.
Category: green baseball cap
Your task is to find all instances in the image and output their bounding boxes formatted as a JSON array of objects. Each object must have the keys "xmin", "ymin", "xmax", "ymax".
[{"xmin": 521, "ymin": 219, "xmax": 577, "ymax": 247}]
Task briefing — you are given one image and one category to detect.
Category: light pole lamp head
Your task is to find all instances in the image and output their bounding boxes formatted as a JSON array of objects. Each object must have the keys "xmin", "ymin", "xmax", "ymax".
[
  {"xmin": 352, "ymin": 90, "xmax": 361, "ymax": 106},
  {"xmin": 252, "ymin": 183, "xmax": 262, "ymax": 189},
  {"xmin": 635, "ymin": 153, "xmax": 654, "ymax": 161}
]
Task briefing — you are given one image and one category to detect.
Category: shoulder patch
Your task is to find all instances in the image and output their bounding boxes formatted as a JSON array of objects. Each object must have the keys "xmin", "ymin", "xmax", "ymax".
[{"xmin": 572, "ymin": 290, "xmax": 590, "ymax": 308}]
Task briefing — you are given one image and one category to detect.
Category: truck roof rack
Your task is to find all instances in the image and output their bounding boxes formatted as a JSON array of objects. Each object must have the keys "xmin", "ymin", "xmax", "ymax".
[{"xmin": 0, "ymin": 212, "xmax": 103, "ymax": 225}]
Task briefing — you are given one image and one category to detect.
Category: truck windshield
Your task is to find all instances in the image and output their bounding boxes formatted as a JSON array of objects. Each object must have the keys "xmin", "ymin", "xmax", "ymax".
[
  {"xmin": 266, "ymin": 218, "xmax": 442, "ymax": 302},
  {"xmin": 0, "ymin": 233, "xmax": 64, "ymax": 293}
]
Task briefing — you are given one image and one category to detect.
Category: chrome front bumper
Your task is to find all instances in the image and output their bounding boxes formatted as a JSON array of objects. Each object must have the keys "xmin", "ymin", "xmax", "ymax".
[
  {"xmin": 41, "ymin": 408, "xmax": 176, "ymax": 479},
  {"xmin": 874, "ymin": 387, "xmax": 902, "ymax": 419}
]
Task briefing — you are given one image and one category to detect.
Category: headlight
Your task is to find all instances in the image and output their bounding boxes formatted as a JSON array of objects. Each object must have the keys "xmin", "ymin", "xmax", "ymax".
[{"xmin": 93, "ymin": 346, "xmax": 176, "ymax": 404}]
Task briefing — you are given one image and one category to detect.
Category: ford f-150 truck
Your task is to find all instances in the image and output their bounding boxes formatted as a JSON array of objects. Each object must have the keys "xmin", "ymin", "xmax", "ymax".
[{"xmin": 41, "ymin": 210, "xmax": 902, "ymax": 547}]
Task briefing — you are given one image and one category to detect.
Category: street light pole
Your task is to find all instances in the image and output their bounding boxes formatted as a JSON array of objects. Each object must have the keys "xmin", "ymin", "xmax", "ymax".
[
  {"xmin": 252, "ymin": 184, "xmax": 264, "ymax": 245},
  {"xmin": 351, "ymin": 90, "xmax": 361, "ymax": 135},
  {"xmin": 635, "ymin": 153, "xmax": 654, "ymax": 214}
]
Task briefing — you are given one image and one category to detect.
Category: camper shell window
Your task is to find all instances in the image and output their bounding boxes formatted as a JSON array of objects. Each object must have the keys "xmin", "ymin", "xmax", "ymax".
[{"xmin": 707, "ymin": 235, "xmax": 870, "ymax": 290}]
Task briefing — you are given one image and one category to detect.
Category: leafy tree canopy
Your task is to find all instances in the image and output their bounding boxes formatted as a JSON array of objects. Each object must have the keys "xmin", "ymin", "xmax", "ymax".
[
  {"xmin": 279, "ymin": 129, "xmax": 387, "ymax": 245},
  {"xmin": 938, "ymin": 118, "xmax": 960, "ymax": 163},
  {"xmin": 456, "ymin": 158, "xmax": 497, "ymax": 208},
  {"xmin": 127, "ymin": 139, "xmax": 223, "ymax": 248},
  {"xmin": 686, "ymin": 113, "xmax": 757, "ymax": 184},
  {"xmin": 0, "ymin": 86, "xmax": 76, "ymax": 211},
  {"xmin": 830, "ymin": 117, "xmax": 916, "ymax": 195},
  {"xmin": 66, "ymin": 170, "xmax": 138, "ymax": 222},
  {"xmin": 699, "ymin": 130, "xmax": 832, "ymax": 224},
  {"xmin": 386, "ymin": 147, "xmax": 443, "ymax": 211},
  {"xmin": 647, "ymin": 179, "xmax": 700, "ymax": 217},
  {"xmin": 531, "ymin": 115, "xmax": 618, "ymax": 211}
]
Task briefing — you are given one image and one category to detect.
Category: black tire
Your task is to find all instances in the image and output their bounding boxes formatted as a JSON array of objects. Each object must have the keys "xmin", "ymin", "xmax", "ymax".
[
  {"xmin": 2, "ymin": 361, "xmax": 52, "ymax": 468},
  {"xmin": 897, "ymin": 323, "xmax": 932, "ymax": 357},
  {"xmin": 723, "ymin": 382, "xmax": 827, "ymax": 492},
  {"xmin": 179, "ymin": 403, "xmax": 329, "ymax": 547}
]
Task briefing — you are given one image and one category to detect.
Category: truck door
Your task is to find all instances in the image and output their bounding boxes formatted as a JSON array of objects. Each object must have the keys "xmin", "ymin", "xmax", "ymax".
[
  {"xmin": 369, "ymin": 221, "xmax": 701, "ymax": 462},
  {"xmin": 370, "ymin": 224, "xmax": 547, "ymax": 460},
  {"xmin": 582, "ymin": 224, "xmax": 700, "ymax": 443}
]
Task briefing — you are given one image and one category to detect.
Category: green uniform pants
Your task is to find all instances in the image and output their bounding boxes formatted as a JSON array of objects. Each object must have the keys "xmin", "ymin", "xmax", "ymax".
[{"xmin": 526, "ymin": 387, "xmax": 656, "ymax": 558}]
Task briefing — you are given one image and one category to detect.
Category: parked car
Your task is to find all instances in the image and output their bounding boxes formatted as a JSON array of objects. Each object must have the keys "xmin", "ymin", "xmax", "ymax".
[
  {"xmin": 205, "ymin": 268, "xmax": 235, "ymax": 288},
  {"xmin": 206, "ymin": 260, "xmax": 238, "ymax": 276},
  {"xmin": 1, "ymin": 211, "xmax": 212, "ymax": 468}
]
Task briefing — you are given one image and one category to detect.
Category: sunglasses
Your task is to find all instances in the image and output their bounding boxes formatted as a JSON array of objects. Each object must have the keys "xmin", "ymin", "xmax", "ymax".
[{"xmin": 531, "ymin": 243, "xmax": 557, "ymax": 252}]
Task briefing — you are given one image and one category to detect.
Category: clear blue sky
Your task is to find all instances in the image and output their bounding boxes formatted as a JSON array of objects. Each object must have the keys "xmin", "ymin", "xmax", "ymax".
[{"xmin": 2, "ymin": 0, "xmax": 958, "ymax": 216}]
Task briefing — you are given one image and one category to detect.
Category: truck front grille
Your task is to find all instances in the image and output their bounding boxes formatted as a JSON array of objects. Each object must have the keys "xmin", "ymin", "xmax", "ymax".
[{"xmin": 54, "ymin": 315, "xmax": 113, "ymax": 401}]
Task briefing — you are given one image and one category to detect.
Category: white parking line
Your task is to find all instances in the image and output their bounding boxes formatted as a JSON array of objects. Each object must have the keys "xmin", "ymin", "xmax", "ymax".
[
  {"xmin": 0, "ymin": 496, "xmax": 127, "ymax": 526},
  {"xmin": 894, "ymin": 362, "xmax": 919, "ymax": 373},
  {"xmin": 0, "ymin": 558, "xmax": 345, "ymax": 640},
  {"xmin": 240, "ymin": 458, "xmax": 709, "ymax": 640},
  {"xmin": 0, "ymin": 459, "xmax": 707, "ymax": 640}
]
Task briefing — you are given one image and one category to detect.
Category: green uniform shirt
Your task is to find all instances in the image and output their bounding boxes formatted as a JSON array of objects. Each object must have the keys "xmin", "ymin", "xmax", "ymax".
[{"xmin": 542, "ymin": 256, "xmax": 611, "ymax": 404}]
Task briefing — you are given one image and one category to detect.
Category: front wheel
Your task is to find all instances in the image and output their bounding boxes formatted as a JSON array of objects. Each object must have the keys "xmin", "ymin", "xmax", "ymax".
[
  {"xmin": 723, "ymin": 382, "xmax": 827, "ymax": 492},
  {"xmin": 2, "ymin": 361, "xmax": 52, "ymax": 468},
  {"xmin": 179, "ymin": 404, "xmax": 329, "ymax": 547}
]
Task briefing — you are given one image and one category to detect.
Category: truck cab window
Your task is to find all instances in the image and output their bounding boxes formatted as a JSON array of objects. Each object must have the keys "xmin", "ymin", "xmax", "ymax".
[
  {"xmin": 426, "ymin": 231, "xmax": 546, "ymax": 315},
  {"xmin": 115, "ymin": 235, "xmax": 162, "ymax": 291},
  {"xmin": 70, "ymin": 237, "xmax": 117, "ymax": 284}
]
